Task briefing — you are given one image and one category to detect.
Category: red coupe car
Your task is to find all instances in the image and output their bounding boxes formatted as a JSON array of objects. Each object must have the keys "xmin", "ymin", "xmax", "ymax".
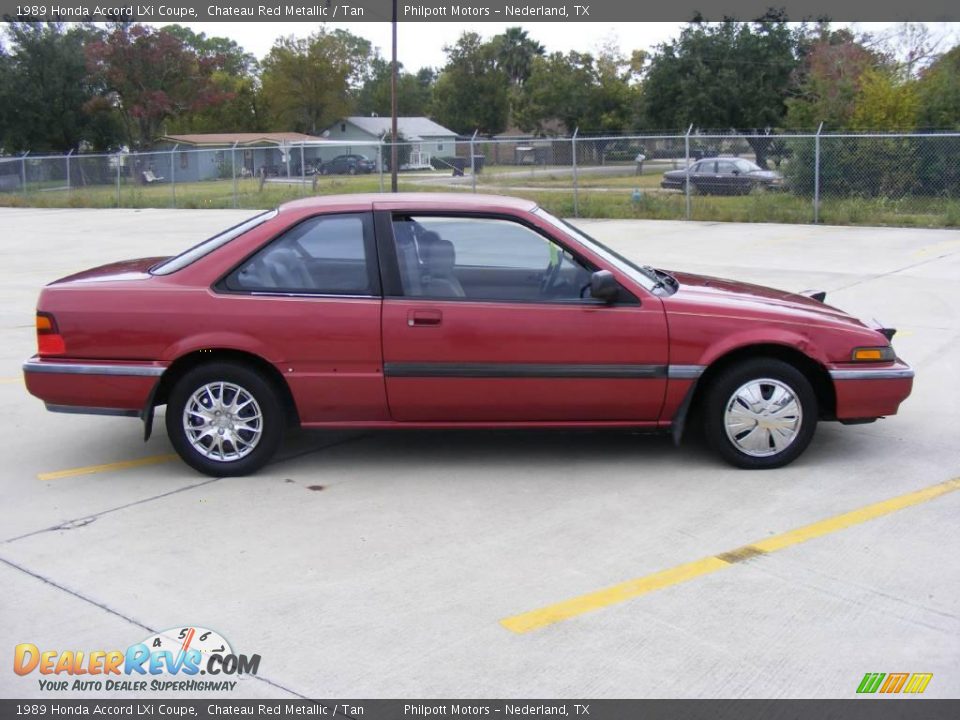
[{"xmin": 24, "ymin": 194, "xmax": 913, "ymax": 476}]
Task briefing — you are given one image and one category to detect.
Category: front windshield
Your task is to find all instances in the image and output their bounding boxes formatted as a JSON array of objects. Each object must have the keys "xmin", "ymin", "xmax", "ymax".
[
  {"xmin": 534, "ymin": 208, "xmax": 659, "ymax": 291},
  {"xmin": 734, "ymin": 158, "xmax": 762, "ymax": 173},
  {"xmin": 151, "ymin": 209, "xmax": 278, "ymax": 275}
]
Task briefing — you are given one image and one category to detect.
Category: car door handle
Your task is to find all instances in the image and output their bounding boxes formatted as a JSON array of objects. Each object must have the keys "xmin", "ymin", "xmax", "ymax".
[{"xmin": 408, "ymin": 310, "xmax": 443, "ymax": 327}]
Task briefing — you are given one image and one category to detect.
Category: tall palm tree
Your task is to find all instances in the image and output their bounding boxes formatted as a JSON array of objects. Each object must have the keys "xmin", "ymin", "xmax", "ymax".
[{"xmin": 496, "ymin": 27, "xmax": 545, "ymax": 87}]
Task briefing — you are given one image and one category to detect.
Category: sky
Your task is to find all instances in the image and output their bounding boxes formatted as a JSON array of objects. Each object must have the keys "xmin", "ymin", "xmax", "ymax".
[
  {"xmin": 152, "ymin": 21, "xmax": 685, "ymax": 69},
  {"xmin": 150, "ymin": 21, "xmax": 959, "ymax": 71}
]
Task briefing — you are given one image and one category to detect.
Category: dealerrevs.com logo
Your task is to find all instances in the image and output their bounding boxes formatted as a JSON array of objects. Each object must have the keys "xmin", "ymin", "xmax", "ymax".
[
  {"xmin": 14, "ymin": 626, "xmax": 261, "ymax": 693},
  {"xmin": 856, "ymin": 672, "xmax": 933, "ymax": 694}
]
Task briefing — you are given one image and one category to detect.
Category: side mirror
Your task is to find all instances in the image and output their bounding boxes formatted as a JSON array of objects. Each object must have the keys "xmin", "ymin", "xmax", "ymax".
[{"xmin": 590, "ymin": 270, "xmax": 619, "ymax": 303}]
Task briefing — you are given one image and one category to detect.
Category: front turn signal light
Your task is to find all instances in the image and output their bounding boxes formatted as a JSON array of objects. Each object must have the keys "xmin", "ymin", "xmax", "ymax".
[
  {"xmin": 36, "ymin": 312, "xmax": 65, "ymax": 356},
  {"xmin": 852, "ymin": 346, "xmax": 895, "ymax": 362}
]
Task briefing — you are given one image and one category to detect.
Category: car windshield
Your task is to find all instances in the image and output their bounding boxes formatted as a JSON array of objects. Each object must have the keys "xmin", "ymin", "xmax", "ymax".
[
  {"xmin": 533, "ymin": 208, "xmax": 659, "ymax": 291},
  {"xmin": 733, "ymin": 158, "xmax": 763, "ymax": 173},
  {"xmin": 150, "ymin": 209, "xmax": 278, "ymax": 275}
]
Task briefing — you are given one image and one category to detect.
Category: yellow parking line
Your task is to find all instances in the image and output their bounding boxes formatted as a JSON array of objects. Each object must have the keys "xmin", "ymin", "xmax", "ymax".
[
  {"xmin": 37, "ymin": 454, "xmax": 178, "ymax": 481},
  {"xmin": 501, "ymin": 476, "xmax": 960, "ymax": 634},
  {"xmin": 0, "ymin": 377, "xmax": 22, "ymax": 384}
]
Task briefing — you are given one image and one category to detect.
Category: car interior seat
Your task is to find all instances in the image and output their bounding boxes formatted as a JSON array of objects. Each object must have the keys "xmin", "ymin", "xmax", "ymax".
[{"xmin": 418, "ymin": 232, "xmax": 465, "ymax": 298}]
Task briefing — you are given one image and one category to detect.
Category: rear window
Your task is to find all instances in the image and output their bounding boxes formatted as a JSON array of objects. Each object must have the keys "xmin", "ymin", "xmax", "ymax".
[{"xmin": 151, "ymin": 209, "xmax": 278, "ymax": 276}]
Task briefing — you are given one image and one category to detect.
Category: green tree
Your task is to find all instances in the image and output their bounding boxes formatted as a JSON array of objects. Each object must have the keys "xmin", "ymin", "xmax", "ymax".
[
  {"xmin": 786, "ymin": 28, "xmax": 886, "ymax": 129},
  {"xmin": 159, "ymin": 25, "xmax": 256, "ymax": 76},
  {"xmin": 160, "ymin": 27, "xmax": 265, "ymax": 134},
  {"xmin": 850, "ymin": 68, "xmax": 918, "ymax": 130},
  {"xmin": 515, "ymin": 44, "xmax": 638, "ymax": 135},
  {"xmin": 643, "ymin": 12, "xmax": 801, "ymax": 165},
  {"xmin": 916, "ymin": 45, "xmax": 960, "ymax": 129},
  {"xmin": 492, "ymin": 27, "xmax": 544, "ymax": 86},
  {"xmin": 260, "ymin": 29, "xmax": 372, "ymax": 134},
  {"xmin": 432, "ymin": 32, "xmax": 509, "ymax": 135},
  {"xmin": 1, "ymin": 23, "xmax": 121, "ymax": 152},
  {"xmin": 355, "ymin": 58, "xmax": 434, "ymax": 118},
  {"xmin": 85, "ymin": 24, "xmax": 229, "ymax": 148}
]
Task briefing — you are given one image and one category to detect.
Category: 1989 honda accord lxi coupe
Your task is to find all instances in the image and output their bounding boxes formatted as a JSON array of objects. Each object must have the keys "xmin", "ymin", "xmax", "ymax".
[{"xmin": 23, "ymin": 194, "xmax": 913, "ymax": 476}]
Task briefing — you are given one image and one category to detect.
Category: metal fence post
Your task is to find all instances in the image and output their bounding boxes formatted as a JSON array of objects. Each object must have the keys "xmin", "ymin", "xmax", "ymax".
[
  {"xmin": 231, "ymin": 141, "xmax": 239, "ymax": 209},
  {"xmin": 813, "ymin": 122, "xmax": 823, "ymax": 224},
  {"xmin": 684, "ymin": 124, "xmax": 693, "ymax": 221},
  {"xmin": 572, "ymin": 128, "xmax": 579, "ymax": 218},
  {"xmin": 116, "ymin": 151, "xmax": 121, "ymax": 208},
  {"xmin": 20, "ymin": 152, "xmax": 28, "ymax": 196},
  {"xmin": 470, "ymin": 129, "xmax": 478, "ymax": 193},
  {"xmin": 66, "ymin": 149, "xmax": 73, "ymax": 192},
  {"xmin": 299, "ymin": 143, "xmax": 306, "ymax": 196},
  {"xmin": 378, "ymin": 139, "xmax": 385, "ymax": 193},
  {"xmin": 170, "ymin": 145, "xmax": 178, "ymax": 208}
]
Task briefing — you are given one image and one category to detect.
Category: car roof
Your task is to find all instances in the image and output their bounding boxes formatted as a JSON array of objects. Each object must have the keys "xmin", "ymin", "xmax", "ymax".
[{"xmin": 278, "ymin": 193, "xmax": 539, "ymax": 215}]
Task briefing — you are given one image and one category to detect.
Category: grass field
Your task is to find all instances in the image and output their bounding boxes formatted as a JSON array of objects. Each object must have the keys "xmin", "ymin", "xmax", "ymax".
[{"xmin": 2, "ymin": 166, "xmax": 958, "ymax": 227}]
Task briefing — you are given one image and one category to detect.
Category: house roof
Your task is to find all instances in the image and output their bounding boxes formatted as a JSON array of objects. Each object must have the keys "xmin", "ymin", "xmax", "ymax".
[
  {"xmin": 159, "ymin": 132, "xmax": 325, "ymax": 147},
  {"xmin": 340, "ymin": 117, "xmax": 457, "ymax": 140}
]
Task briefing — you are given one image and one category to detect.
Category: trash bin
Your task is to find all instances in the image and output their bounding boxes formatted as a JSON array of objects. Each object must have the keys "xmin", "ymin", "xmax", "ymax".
[
  {"xmin": 471, "ymin": 155, "xmax": 485, "ymax": 174},
  {"xmin": 447, "ymin": 157, "xmax": 466, "ymax": 177}
]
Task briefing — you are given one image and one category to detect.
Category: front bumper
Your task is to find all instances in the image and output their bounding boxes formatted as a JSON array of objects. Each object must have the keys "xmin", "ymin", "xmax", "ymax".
[
  {"xmin": 23, "ymin": 357, "xmax": 166, "ymax": 416},
  {"xmin": 829, "ymin": 360, "xmax": 914, "ymax": 420}
]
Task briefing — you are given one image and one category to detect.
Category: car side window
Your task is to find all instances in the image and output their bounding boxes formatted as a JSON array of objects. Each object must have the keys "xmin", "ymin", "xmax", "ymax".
[
  {"xmin": 716, "ymin": 160, "xmax": 738, "ymax": 174},
  {"xmin": 391, "ymin": 216, "xmax": 596, "ymax": 303},
  {"xmin": 224, "ymin": 213, "xmax": 372, "ymax": 295}
]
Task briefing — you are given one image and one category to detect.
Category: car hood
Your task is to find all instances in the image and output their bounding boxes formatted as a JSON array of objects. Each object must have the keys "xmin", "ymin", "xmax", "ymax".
[
  {"xmin": 51, "ymin": 257, "xmax": 168, "ymax": 284},
  {"xmin": 748, "ymin": 170, "xmax": 783, "ymax": 181},
  {"xmin": 664, "ymin": 271, "xmax": 866, "ymax": 327}
]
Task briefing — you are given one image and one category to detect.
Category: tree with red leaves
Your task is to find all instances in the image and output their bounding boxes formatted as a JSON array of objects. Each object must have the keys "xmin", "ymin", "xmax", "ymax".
[{"xmin": 85, "ymin": 24, "xmax": 230, "ymax": 149}]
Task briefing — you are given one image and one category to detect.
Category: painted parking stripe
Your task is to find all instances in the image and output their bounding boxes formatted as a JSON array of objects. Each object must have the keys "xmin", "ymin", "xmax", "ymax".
[
  {"xmin": 500, "ymin": 476, "xmax": 960, "ymax": 634},
  {"xmin": 37, "ymin": 454, "xmax": 178, "ymax": 481},
  {"xmin": 0, "ymin": 377, "xmax": 22, "ymax": 384}
]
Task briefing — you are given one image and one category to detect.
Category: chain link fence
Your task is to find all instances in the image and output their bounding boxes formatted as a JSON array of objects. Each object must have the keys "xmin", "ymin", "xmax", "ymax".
[{"xmin": 2, "ymin": 132, "xmax": 958, "ymax": 227}]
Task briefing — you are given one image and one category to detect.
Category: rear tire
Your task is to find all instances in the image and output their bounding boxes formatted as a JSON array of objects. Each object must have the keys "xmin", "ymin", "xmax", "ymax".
[
  {"xmin": 165, "ymin": 362, "xmax": 284, "ymax": 477},
  {"xmin": 703, "ymin": 359, "xmax": 817, "ymax": 469}
]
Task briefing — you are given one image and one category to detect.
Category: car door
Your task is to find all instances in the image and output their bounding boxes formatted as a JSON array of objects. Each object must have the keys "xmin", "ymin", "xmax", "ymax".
[
  {"xmin": 377, "ymin": 211, "xmax": 670, "ymax": 423},
  {"xmin": 691, "ymin": 160, "xmax": 716, "ymax": 194},
  {"xmin": 715, "ymin": 160, "xmax": 748, "ymax": 195},
  {"xmin": 216, "ymin": 211, "xmax": 388, "ymax": 424}
]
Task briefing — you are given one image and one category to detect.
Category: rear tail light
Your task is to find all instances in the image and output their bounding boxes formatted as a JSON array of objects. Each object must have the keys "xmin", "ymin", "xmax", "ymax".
[{"xmin": 36, "ymin": 312, "xmax": 65, "ymax": 356}]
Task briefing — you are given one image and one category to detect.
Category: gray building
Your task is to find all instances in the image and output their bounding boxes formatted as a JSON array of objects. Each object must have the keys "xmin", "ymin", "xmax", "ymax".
[{"xmin": 322, "ymin": 117, "xmax": 457, "ymax": 169}]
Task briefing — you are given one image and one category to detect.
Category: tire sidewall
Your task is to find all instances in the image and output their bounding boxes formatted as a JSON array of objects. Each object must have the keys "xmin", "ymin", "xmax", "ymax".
[
  {"xmin": 704, "ymin": 359, "xmax": 818, "ymax": 469},
  {"xmin": 165, "ymin": 362, "xmax": 283, "ymax": 477}
]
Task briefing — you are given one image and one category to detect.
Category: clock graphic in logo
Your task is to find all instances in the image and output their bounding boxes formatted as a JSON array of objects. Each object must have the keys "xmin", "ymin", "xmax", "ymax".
[{"xmin": 142, "ymin": 626, "xmax": 232, "ymax": 667}]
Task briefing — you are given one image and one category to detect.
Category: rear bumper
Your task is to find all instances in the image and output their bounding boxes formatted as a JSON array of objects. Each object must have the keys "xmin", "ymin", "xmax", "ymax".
[
  {"xmin": 829, "ymin": 360, "xmax": 914, "ymax": 420},
  {"xmin": 23, "ymin": 357, "xmax": 165, "ymax": 416}
]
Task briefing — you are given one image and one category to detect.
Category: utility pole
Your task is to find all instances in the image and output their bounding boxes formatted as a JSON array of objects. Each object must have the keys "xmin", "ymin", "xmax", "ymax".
[{"xmin": 390, "ymin": 0, "xmax": 399, "ymax": 192}]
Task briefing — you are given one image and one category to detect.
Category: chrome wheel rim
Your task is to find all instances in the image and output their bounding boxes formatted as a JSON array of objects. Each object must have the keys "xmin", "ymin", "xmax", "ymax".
[
  {"xmin": 183, "ymin": 382, "xmax": 263, "ymax": 462},
  {"xmin": 724, "ymin": 378, "xmax": 802, "ymax": 457}
]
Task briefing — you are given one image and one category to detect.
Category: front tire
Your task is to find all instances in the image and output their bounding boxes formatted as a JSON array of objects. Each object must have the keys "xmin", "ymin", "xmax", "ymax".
[
  {"xmin": 166, "ymin": 362, "xmax": 284, "ymax": 477},
  {"xmin": 703, "ymin": 359, "xmax": 817, "ymax": 469}
]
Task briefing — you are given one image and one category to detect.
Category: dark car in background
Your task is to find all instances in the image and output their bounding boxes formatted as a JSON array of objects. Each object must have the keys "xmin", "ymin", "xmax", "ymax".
[
  {"xmin": 661, "ymin": 157, "xmax": 785, "ymax": 195},
  {"xmin": 318, "ymin": 154, "xmax": 376, "ymax": 175}
]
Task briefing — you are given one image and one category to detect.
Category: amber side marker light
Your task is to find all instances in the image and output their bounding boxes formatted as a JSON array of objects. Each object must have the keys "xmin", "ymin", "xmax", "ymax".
[
  {"xmin": 36, "ymin": 312, "xmax": 65, "ymax": 356},
  {"xmin": 852, "ymin": 347, "xmax": 895, "ymax": 362}
]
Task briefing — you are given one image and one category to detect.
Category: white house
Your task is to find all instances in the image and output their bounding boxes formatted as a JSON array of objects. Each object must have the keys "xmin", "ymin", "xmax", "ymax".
[{"xmin": 322, "ymin": 117, "xmax": 458, "ymax": 168}]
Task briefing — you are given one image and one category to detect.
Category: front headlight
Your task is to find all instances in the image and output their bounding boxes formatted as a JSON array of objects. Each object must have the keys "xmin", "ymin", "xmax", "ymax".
[{"xmin": 851, "ymin": 346, "xmax": 896, "ymax": 362}]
